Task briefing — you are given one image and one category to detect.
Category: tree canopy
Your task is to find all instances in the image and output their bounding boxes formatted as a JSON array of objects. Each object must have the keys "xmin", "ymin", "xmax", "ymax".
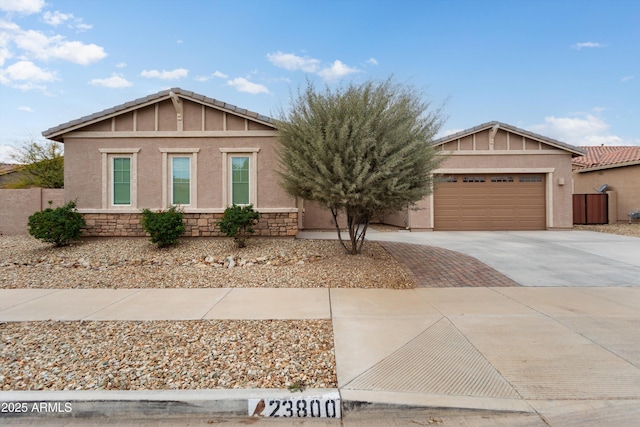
[
  {"xmin": 9, "ymin": 139, "xmax": 64, "ymax": 188},
  {"xmin": 276, "ymin": 78, "xmax": 445, "ymax": 254}
]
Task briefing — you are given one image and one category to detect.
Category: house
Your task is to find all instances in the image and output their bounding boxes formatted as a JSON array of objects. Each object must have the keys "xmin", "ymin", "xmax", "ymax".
[
  {"xmin": 0, "ymin": 163, "xmax": 23, "ymax": 188},
  {"xmin": 304, "ymin": 121, "xmax": 585, "ymax": 231},
  {"xmin": 573, "ymin": 146, "xmax": 640, "ymax": 222},
  {"xmin": 42, "ymin": 88, "xmax": 299, "ymax": 237},
  {"xmin": 42, "ymin": 89, "xmax": 585, "ymax": 236}
]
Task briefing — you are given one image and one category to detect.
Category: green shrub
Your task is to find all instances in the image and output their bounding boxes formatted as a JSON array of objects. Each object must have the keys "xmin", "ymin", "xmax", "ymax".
[
  {"xmin": 140, "ymin": 206, "xmax": 186, "ymax": 248},
  {"xmin": 28, "ymin": 200, "xmax": 86, "ymax": 247},
  {"xmin": 217, "ymin": 204, "xmax": 260, "ymax": 248}
]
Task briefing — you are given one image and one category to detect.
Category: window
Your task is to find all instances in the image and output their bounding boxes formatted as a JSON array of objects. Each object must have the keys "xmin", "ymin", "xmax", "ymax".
[
  {"xmin": 113, "ymin": 157, "xmax": 131, "ymax": 205},
  {"xmin": 435, "ymin": 175, "xmax": 458, "ymax": 183},
  {"xmin": 99, "ymin": 148, "xmax": 139, "ymax": 209},
  {"xmin": 231, "ymin": 156, "xmax": 250, "ymax": 205},
  {"xmin": 220, "ymin": 148, "xmax": 259, "ymax": 207},
  {"xmin": 463, "ymin": 176, "xmax": 486, "ymax": 183},
  {"xmin": 491, "ymin": 176, "xmax": 514, "ymax": 183},
  {"xmin": 159, "ymin": 148, "xmax": 199, "ymax": 208},
  {"xmin": 519, "ymin": 175, "xmax": 542, "ymax": 183},
  {"xmin": 171, "ymin": 157, "xmax": 190, "ymax": 205}
]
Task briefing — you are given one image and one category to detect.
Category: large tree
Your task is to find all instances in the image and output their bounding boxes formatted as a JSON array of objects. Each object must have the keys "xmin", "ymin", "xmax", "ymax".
[
  {"xmin": 276, "ymin": 78, "xmax": 445, "ymax": 254},
  {"xmin": 9, "ymin": 138, "xmax": 64, "ymax": 188}
]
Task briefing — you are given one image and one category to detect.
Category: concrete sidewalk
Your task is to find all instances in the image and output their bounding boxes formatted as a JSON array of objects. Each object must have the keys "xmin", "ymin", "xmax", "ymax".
[{"xmin": 2, "ymin": 286, "xmax": 640, "ymax": 425}]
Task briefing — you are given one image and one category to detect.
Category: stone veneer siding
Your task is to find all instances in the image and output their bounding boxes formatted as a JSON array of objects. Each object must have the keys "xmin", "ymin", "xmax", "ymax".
[{"xmin": 82, "ymin": 212, "xmax": 298, "ymax": 237}]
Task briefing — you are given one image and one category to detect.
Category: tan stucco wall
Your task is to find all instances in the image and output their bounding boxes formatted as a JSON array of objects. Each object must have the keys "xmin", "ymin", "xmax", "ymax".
[
  {"xmin": 0, "ymin": 188, "xmax": 65, "ymax": 235},
  {"xmin": 61, "ymin": 98, "xmax": 295, "ymax": 213},
  {"xmin": 574, "ymin": 165, "xmax": 640, "ymax": 222},
  {"xmin": 64, "ymin": 136, "xmax": 295, "ymax": 211}
]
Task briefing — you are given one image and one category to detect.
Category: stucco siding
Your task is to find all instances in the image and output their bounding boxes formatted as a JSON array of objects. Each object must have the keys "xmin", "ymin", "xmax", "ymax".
[{"xmin": 574, "ymin": 165, "xmax": 640, "ymax": 222}]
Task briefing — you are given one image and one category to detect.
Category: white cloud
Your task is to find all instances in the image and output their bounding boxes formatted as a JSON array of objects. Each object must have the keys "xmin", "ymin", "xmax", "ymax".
[
  {"xmin": 11, "ymin": 28, "xmax": 106, "ymax": 64},
  {"xmin": 267, "ymin": 51, "xmax": 320, "ymax": 72},
  {"xmin": 43, "ymin": 10, "xmax": 73, "ymax": 26},
  {"xmin": 439, "ymin": 128, "xmax": 464, "ymax": 137},
  {"xmin": 195, "ymin": 70, "xmax": 228, "ymax": 82},
  {"xmin": 317, "ymin": 60, "xmax": 360, "ymax": 81},
  {"xmin": 0, "ymin": 60, "xmax": 56, "ymax": 83},
  {"xmin": 18, "ymin": 105, "xmax": 34, "ymax": 112},
  {"xmin": 140, "ymin": 68, "xmax": 188, "ymax": 80},
  {"xmin": 49, "ymin": 40, "xmax": 106, "ymax": 65},
  {"xmin": 0, "ymin": 144, "xmax": 19, "ymax": 163},
  {"xmin": 621, "ymin": 75, "xmax": 635, "ymax": 83},
  {"xmin": 116, "ymin": 62, "xmax": 127, "ymax": 68},
  {"xmin": 227, "ymin": 77, "xmax": 269, "ymax": 94},
  {"xmin": 366, "ymin": 57, "xmax": 378, "ymax": 65},
  {"xmin": 90, "ymin": 73, "xmax": 132, "ymax": 88},
  {"xmin": 529, "ymin": 114, "xmax": 624, "ymax": 146},
  {"xmin": 572, "ymin": 41, "xmax": 606, "ymax": 50},
  {"xmin": 0, "ymin": 0, "xmax": 45, "ymax": 14}
]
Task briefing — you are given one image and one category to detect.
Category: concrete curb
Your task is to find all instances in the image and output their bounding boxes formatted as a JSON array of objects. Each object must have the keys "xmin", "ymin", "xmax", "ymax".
[
  {"xmin": 0, "ymin": 389, "xmax": 339, "ymax": 418},
  {"xmin": 341, "ymin": 390, "xmax": 533, "ymax": 414},
  {"xmin": 0, "ymin": 389, "xmax": 536, "ymax": 419}
]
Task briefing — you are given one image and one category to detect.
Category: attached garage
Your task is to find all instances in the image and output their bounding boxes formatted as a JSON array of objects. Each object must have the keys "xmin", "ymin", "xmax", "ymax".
[
  {"xmin": 434, "ymin": 173, "xmax": 546, "ymax": 230},
  {"xmin": 302, "ymin": 121, "xmax": 585, "ymax": 232}
]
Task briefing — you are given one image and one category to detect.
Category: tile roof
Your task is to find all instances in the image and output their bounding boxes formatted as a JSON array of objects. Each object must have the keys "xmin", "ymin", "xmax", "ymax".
[
  {"xmin": 0, "ymin": 163, "xmax": 21, "ymax": 176},
  {"xmin": 42, "ymin": 88, "xmax": 275, "ymax": 140},
  {"xmin": 432, "ymin": 121, "xmax": 586, "ymax": 156},
  {"xmin": 573, "ymin": 146, "xmax": 640, "ymax": 170}
]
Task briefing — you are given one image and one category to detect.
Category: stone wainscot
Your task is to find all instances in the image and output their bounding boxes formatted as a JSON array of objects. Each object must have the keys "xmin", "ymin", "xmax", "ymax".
[{"xmin": 82, "ymin": 212, "xmax": 298, "ymax": 237}]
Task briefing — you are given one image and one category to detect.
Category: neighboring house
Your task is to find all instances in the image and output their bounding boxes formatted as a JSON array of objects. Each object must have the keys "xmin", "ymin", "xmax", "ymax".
[
  {"xmin": 0, "ymin": 163, "xmax": 23, "ymax": 188},
  {"xmin": 306, "ymin": 121, "xmax": 585, "ymax": 231},
  {"xmin": 42, "ymin": 88, "xmax": 298, "ymax": 237},
  {"xmin": 573, "ymin": 146, "xmax": 640, "ymax": 222}
]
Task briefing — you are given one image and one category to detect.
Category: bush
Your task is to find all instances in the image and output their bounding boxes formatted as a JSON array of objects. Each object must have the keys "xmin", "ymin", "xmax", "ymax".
[
  {"xmin": 28, "ymin": 200, "xmax": 86, "ymax": 247},
  {"xmin": 140, "ymin": 206, "xmax": 186, "ymax": 248},
  {"xmin": 217, "ymin": 204, "xmax": 260, "ymax": 248}
]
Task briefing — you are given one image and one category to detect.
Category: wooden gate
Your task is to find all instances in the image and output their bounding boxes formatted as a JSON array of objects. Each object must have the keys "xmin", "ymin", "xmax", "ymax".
[{"xmin": 573, "ymin": 194, "xmax": 608, "ymax": 225}]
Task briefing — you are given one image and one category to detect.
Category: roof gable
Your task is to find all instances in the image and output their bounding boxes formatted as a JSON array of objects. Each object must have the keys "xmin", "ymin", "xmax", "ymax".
[
  {"xmin": 573, "ymin": 146, "xmax": 640, "ymax": 171},
  {"xmin": 42, "ymin": 88, "xmax": 276, "ymax": 141},
  {"xmin": 433, "ymin": 121, "xmax": 586, "ymax": 156}
]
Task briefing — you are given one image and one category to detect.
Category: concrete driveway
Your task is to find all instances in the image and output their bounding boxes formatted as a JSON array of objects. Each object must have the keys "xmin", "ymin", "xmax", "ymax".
[{"xmin": 364, "ymin": 230, "xmax": 640, "ymax": 287}]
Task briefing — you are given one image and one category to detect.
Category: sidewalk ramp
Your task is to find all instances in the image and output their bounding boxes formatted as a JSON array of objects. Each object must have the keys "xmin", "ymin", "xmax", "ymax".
[{"xmin": 344, "ymin": 318, "xmax": 519, "ymax": 399}]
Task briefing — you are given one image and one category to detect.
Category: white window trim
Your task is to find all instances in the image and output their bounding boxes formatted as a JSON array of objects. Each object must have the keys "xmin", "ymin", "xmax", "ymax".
[
  {"xmin": 99, "ymin": 148, "xmax": 140, "ymax": 209},
  {"xmin": 220, "ymin": 148, "xmax": 259, "ymax": 207},
  {"xmin": 160, "ymin": 148, "xmax": 199, "ymax": 208}
]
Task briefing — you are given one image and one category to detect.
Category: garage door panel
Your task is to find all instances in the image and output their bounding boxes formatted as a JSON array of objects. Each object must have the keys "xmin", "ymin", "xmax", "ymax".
[{"xmin": 434, "ymin": 174, "xmax": 545, "ymax": 231}]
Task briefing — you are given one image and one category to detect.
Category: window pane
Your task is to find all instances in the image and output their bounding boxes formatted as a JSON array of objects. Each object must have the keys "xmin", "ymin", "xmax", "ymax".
[
  {"xmin": 113, "ymin": 157, "xmax": 130, "ymax": 205},
  {"xmin": 231, "ymin": 157, "xmax": 249, "ymax": 205},
  {"xmin": 172, "ymin": 157, "xmax": 190, "ymax": 205}
]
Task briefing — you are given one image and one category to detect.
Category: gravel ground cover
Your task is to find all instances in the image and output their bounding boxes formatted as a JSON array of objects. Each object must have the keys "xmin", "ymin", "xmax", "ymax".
[
  {"xmin": 0, "ymin": 320, "xmax": 336, "ymax": 391},
  {"xmin": 574, "ymin": 223, "xmax": 640, "ymax": 238},
  {"xmin": 0, "ymin": 236, "xmax": 413, "ymax": 289}
]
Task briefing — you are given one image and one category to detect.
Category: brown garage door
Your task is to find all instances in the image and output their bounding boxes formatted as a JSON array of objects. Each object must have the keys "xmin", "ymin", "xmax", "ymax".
[{"xmin": 434, "ymin": 174, "xmax": 546, "ymax": 230}]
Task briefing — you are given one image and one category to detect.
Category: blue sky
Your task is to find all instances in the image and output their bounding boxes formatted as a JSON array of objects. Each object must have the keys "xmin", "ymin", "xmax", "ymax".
[{"xmin": 1, "ymin": 0, "xmax": 638, "ymax": 162}]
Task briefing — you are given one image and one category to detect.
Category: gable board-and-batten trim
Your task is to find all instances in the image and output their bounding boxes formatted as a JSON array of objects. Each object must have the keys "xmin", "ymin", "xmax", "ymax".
[
  {"xmin": 62, "ymin": 130, "xmax": 278, "ymax": 138},
  {"xmin": 160, "ymin": 148, "xmax": 200, "ymax": 208},
  {"xmin": 99, "ymin": 148, "xmax": 140, "ymax": 209},
  {"xmin": 439, "ymin": 150, "xmax": 564, "ymax": 156}
]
